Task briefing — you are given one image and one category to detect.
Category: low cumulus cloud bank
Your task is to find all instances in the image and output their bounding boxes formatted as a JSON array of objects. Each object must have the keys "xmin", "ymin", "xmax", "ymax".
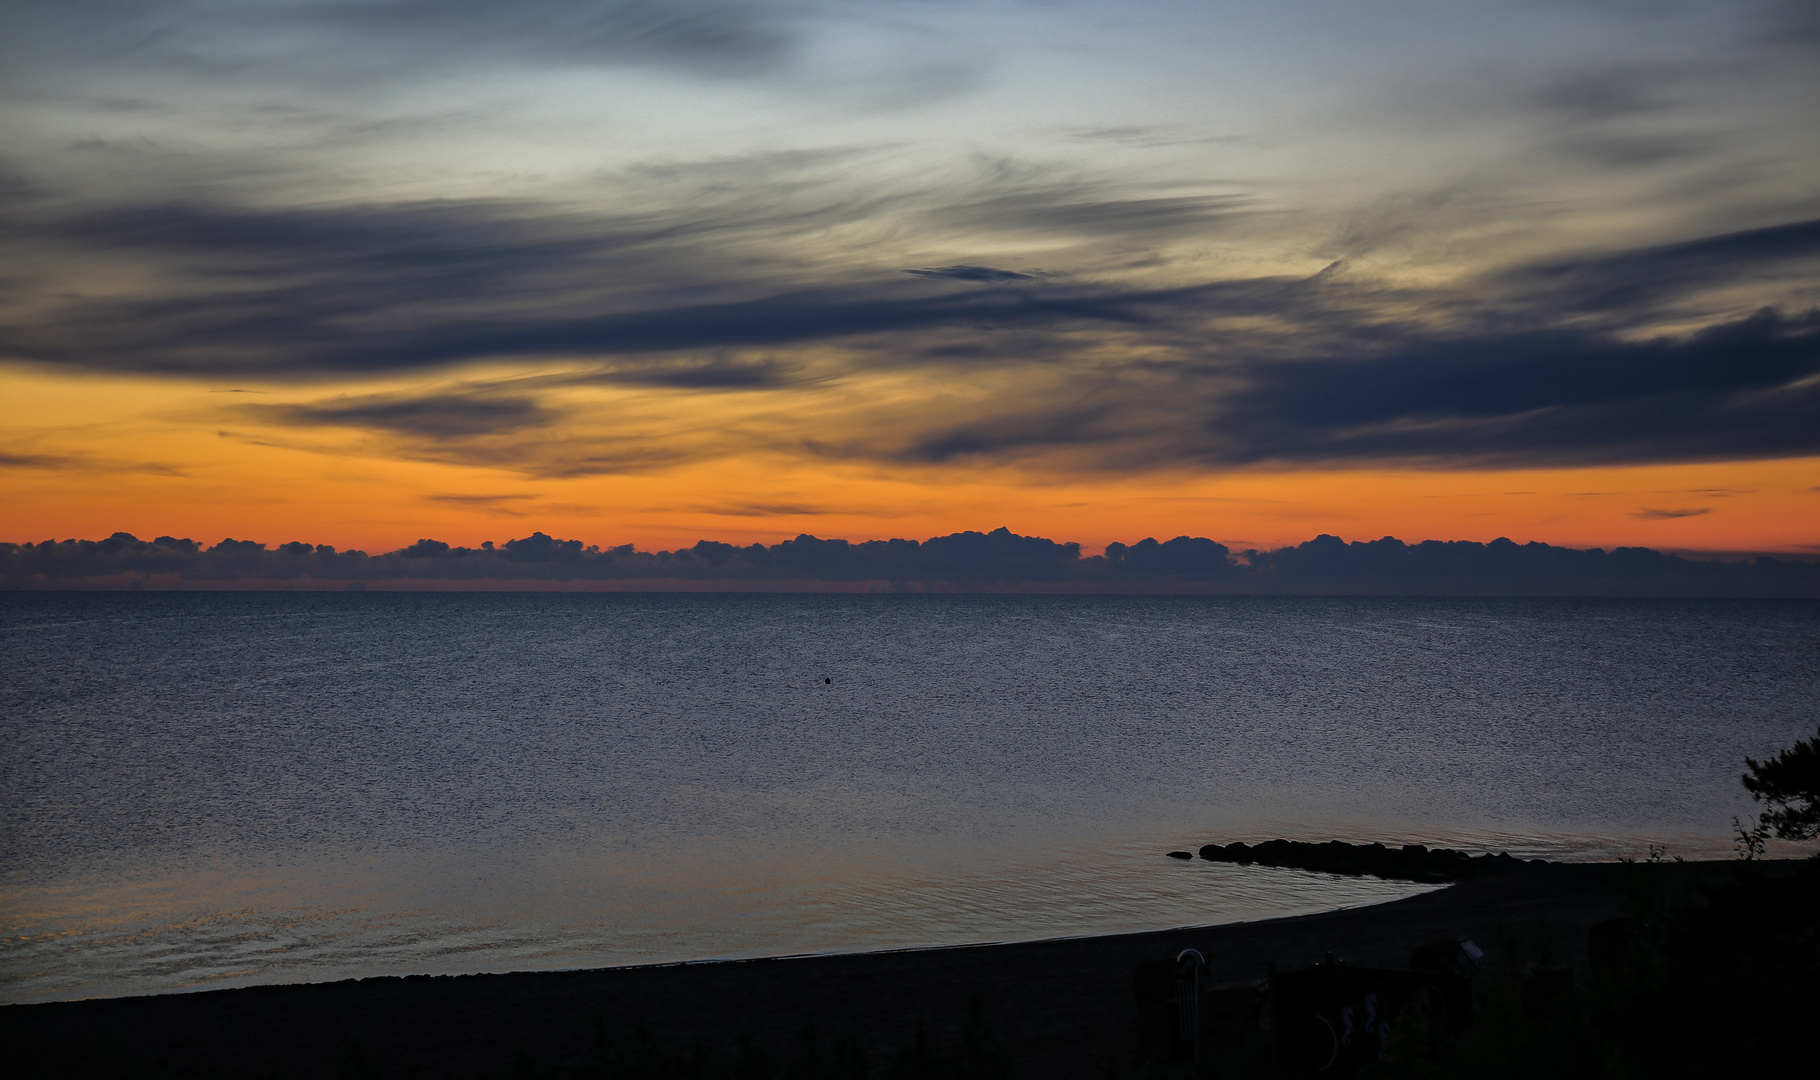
[{"xmin": 4, "ymin": 529, "xmax": 1816, "ymax": 596}]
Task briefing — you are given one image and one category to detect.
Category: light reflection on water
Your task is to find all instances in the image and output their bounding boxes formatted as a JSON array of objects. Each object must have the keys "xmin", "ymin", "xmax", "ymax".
[
  {"xmin": 0, "ymin": 823, "xmax": 1781, "ymax": 1005},
  {"xmin": 5, "ymin": 836, "xmax": 1443, "ymax": 1003},
  {"xmin": 3, "ymin": 593, "xmax": 1815, "ymax": 1004}
]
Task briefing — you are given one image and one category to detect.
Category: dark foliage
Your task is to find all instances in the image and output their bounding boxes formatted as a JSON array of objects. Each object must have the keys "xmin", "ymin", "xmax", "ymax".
[
  {"xmin": 1363, "ymin": 726, "xmax": 1820, "ymax": 1079},
  {"xmin": 1741, "ymin": 726, "xmax": 1820, "ymax": 841},
  {"xmin": 1362, "ymin": 860, "xmax": 1820, "ymax": 1080},
  {"xmin": 481, "ymin": 1003, "xmax": 1009, "ymax": 1080}
]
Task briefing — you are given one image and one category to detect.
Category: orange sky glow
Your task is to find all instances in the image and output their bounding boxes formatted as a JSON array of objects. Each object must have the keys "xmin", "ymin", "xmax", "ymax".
[
  {"xmin": 4, "ymin": 2, "xmax": 1817, "ymax": 561},
  {"xmin": 5, "ymin": 367, "xmax": 1814, "ymax": 556}
]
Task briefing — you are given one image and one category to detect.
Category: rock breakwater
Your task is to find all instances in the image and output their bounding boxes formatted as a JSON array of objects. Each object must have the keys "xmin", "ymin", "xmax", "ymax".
[{"xmin": 1192, "ymin": 839, "xmax": 1540, "ymax": 882}]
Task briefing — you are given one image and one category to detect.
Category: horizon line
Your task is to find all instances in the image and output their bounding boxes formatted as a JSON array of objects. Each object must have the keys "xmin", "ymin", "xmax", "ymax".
[{"xmin": 5, "ymin": 528, "xmax": 1819, "ymax": 597}]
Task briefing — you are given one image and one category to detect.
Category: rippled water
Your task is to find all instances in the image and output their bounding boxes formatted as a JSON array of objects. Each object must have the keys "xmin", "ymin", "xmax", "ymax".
[{"xmin": 3, "ymin": 593, "xmax": 1815, "ymax": 1004}]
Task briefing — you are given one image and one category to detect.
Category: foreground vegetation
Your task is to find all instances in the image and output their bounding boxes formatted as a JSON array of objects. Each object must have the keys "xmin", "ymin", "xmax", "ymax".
[
  {"xmin": 1363, "ymin": 724, "xmax": 1820, "ymax": 1080},
  {"xmin": 1359, "ymin": 857, "xmax": 1819, "ymax": 1080},
  {"xmin": 330, "ymin": 1004, "xmax": 1013, "ymax": 1080}
]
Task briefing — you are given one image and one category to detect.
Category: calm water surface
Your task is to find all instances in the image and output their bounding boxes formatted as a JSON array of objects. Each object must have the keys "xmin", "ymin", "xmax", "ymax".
[{"xmin": 3, "ymin": 593, "xmax": 1815, "ymax": 1004}]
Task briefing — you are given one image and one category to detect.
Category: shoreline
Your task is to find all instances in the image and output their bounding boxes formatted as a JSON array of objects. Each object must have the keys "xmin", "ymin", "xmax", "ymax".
[
  {"xmin": 7, "ymin": 860, "xmax": 1754, "ymax": 1079},
  {"xmin": 0, "ymin": 857, "xmax": 1454, "ymax": 1010}
]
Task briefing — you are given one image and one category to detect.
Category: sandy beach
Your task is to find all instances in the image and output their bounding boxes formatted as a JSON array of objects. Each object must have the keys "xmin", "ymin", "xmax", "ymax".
[{"xmin": 5, "ymin": 860, "xmax": 1700, "ymax": 1079}]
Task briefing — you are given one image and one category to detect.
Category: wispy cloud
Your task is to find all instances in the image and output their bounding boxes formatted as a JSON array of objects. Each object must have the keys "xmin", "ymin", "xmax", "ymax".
[
  {"xmin": 249, "ymin": 393, "xmax": 558, "ymax": 440},
  {"xmin": 421, "ymin": 492, "xmax": 537, "ymax": 517},
  {"xmin": 423, "ymin": 493, "xmax": 536, "ymax": 505},
  {"xmin": 1202, "ymin": 308, "xmax": 1820, "ymax": 469},
  {"xmin": 4, "ymin": 0, "xmax": 1818, "ymax": 496},
  {"xmin": 79, "ymin": 212, "xmax": 1801, "ymax": 477},
  {"xmin": 1508, "ymin": 218, "xmax": 1820, "ymax": 322},
  {"xmin": 903, "ymin": 265, "xmax": 1038, "ymax": 283},
  {"xmin": 564, "ymin": 357, "xmax": 798, "ymax": 390},
  {"xmin": 697, "ymin": 502, "xmax": 830, "ymax": 517},
  {"xmin": 0, "ymin": 450, "xmax": 186, "ymax": 476},
  {"xmin": 5, "ymin": 0, "xmax": 809, "ymax": 85},
  {"xmin": 0, "ymin": 451, "xmax": 78, "ymax": 470}
]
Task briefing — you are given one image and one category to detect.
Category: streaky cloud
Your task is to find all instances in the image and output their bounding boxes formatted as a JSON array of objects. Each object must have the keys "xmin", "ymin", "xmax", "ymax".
[
  {"xmin": 1, "ymin": 195, "xmax": 1181, "ymax": 375},
  {"xmin": 0, "ymin": 450, "xmax": 186, "ymax": 476},
  {"xmin": 5, "ymin": 0, "xmax": 805, "ymax": 82},
  {"xmin": 939, "ymin": 190, "xmax": 1252, "ymax": 237},
  {"xmin": 568, "ymin": 358, "xmax": 797, "ymax": 389},
  {"xmin": 1511, "ymin": 217, "xmax": 1820, "ymax": 318},
  {"xmin": 1634, "ymin": 507, "xmax": 1714, "ymax": 520},
  {"xmin": 6, "ymin": 185, "xmax": 1820, "ymax": 470},
  {"xmin": 1210, "ymin": 309, "xmax": 1820, "ymax": 467},
  {"xmin": 251, "ymin": 393, "xmax": 559, "ymax": 439},
  {"xmin": 903, "ymin": 265, "xmax": 1037, "ymax": 283},
  {"xmin": 423, "ymin": 493, "xmax": 536, "ymax": 505},
  {"xmin": 311, "ymin": 0, "xmax": 801, "ymax": 78},
  {"xmin": 0, "ymin": 452, "xmax": 79, "ymax": 470}
]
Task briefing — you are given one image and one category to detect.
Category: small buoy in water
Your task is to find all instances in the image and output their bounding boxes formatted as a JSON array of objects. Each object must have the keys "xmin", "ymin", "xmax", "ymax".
[{"xmin": 824, "ymin": 677, "xmax": 832, "ymax": 684}]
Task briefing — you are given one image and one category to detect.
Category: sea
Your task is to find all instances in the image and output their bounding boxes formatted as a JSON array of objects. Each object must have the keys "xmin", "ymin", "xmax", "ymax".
[{"xmin": 3, "ymin": 593, "xmax": 1816, "ymax": 1005}]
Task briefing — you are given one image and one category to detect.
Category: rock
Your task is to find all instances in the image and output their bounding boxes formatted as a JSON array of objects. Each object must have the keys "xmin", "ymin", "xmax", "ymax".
[{"xmin": 1178, "ymin": 838, "xmax": 1545, "ymax": 882}]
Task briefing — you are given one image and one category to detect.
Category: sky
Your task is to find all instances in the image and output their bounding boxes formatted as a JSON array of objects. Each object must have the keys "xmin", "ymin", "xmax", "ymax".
[{"xmin": 2, "ymin": 0, "xmax": 1817, "ymax": 555}]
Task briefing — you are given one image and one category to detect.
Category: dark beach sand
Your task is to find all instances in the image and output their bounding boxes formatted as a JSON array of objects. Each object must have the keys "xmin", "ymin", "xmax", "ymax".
[{"xmin": 5, "ymin": 862, "xmax": 1719, "ymax": 1079}]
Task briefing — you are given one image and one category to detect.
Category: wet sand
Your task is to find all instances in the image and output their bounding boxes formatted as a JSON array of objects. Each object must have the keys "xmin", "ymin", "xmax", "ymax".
[{"xmin": 4, "ymin": 862, "xmax": 1697, "ymax": 1079}]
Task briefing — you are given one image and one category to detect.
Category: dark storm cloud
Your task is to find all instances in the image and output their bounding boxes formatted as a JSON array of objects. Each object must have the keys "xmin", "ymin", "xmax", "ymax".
[{"xmin": 253, "ymin": 393, "xmax": 558, "ymax": 439}]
